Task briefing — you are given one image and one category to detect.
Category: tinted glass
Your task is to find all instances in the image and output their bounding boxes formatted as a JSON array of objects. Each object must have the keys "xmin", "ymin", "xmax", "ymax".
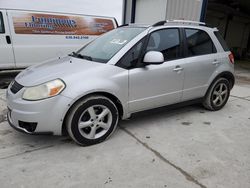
[
  {"xmin": 77, "ymin": 27, "xmax": 145, "ymax": 63},
  {"xmin": 185, "ymin": 29, "xmax": 216, "ymax": 56},
  {"xmin": 214, "ymin": 31, "xmax": 230, "ymax": 51},
  {"xmin": 146, "ymin": 29, "xmax": 181, "ymax": 61},
  {"xmin": 117, "ymin": 38, "xmax": 145, "ymax": 69},
  {"xmin": 0, "ymin": 12, "xmax": 4, "ymax": 33}
]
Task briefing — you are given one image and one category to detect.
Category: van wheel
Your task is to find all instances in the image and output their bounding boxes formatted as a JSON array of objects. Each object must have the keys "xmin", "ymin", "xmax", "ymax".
[
  {"xmin": 203, "ymin": 78, "xmax": 230, "ymax": 111},
  {"xmin": 66, "ymin": 95, "xmax": 119, "ymax": 146}
]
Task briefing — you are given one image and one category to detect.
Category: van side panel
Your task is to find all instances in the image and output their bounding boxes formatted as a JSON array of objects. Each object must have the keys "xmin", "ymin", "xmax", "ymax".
[
  {"xmin": 7, "ymin": 10, "xmax": 117, "ymax": 68},
  {"xmin": 0, "ymin": 10, "xmax": 16, "ymax": 69}
]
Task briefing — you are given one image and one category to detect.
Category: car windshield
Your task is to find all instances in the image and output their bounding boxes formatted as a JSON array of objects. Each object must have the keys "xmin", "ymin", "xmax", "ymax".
[{"xmin": 73, "ymin": 27, "xmax": 146, "ymax": 63}]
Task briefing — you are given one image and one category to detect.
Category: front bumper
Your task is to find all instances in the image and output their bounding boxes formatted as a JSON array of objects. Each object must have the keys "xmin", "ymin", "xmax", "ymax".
[
  {"xmin": 6, "ymin": 87, "xmax": 72, "ymax": 135},
  {"xmin": 7, "ymin": 109, "xmax": 53, "ymax": 135}
]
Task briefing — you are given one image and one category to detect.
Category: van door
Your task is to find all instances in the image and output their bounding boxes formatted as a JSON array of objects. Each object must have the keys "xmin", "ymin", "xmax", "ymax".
[
  {"xmin": 0, "ymin": 10, "xmax": 15, "ymax": 69},
  {"xmin": 7, "ymin": 10, "xmax": 117, "ymax": 68}
]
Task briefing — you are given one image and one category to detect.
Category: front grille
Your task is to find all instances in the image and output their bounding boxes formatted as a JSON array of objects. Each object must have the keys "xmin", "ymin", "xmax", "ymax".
[{"xmin": 10, "ymin": 81, "xmax": 24, "ymax": 94}]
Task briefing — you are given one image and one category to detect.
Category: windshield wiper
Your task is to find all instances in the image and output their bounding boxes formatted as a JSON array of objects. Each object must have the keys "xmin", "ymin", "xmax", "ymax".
[{"xmin": 69, "ymin": 52, "xmax": 93, "ymax": 61}]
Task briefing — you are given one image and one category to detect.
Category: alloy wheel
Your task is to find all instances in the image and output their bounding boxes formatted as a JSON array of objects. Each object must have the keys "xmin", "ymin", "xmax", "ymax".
[
  {"xmin": 78, "ymin": 105, "xmax": 112, "ymax": 139},
  {"xmin": 212, "ymin": 83, "xmax": 228, "ymax": 107}
]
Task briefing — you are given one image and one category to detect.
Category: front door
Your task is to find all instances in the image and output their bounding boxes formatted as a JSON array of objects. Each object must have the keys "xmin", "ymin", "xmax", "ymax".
[
  {"xmin": 128, "ymin": 28, "xmax": 185, "ymax": 113},
  {"xmin": 0, "ymin": 10, "xmax": 15, "ymax": 69}
]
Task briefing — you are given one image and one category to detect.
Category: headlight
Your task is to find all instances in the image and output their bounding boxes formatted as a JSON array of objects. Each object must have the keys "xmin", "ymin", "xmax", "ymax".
[{"xmin": 22, "ymin": 79, "xmax": 65, "ymax": 101}]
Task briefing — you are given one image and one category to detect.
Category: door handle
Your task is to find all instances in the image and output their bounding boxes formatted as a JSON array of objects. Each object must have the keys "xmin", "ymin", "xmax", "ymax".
[
  {"xmin": 6, "ymin": 35, "xmax": 11, "ymax": 44},
  {"xmin": 173, "ymin": 66, "xmax": 183, "ymax": 72},
  {"xmin": 212, "ymin": 60, "xmax": 220, "ymax": 65}
]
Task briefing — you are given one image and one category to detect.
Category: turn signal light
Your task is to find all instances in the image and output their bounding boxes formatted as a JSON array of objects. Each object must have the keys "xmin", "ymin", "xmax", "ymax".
[{"xmin": 229, "ymin": 52, "xmax": 234, "ymax": 64}]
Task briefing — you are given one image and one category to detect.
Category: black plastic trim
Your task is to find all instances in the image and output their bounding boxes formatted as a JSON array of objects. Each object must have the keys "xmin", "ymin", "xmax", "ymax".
[
  {"xmin": 123, "ymin": 0, "xmax": 127, "ymax": 24},
  {"xmin": 0, "ymin": 12, "xmax": 5, "ymax": 34},
  {"xmin": 131, "ymin": 98, "xmax": 204, "ymax": 118},
  {"xmin": 113, "ymin": 18, "xmax": 119, "ymax": 28},
  {"xmin": 131, "ymin": 0, "xmax": 136, "ymax": 23},
  {"xmin": 152, "ymin": 21, "xmax": 166, "ymax": 27},
  {"xmin": 200, "ymin": 0, "xmax": 208, "ymax": 22},
  {"xmin": 10, "ymin": 81, "xmax": 23, "ymax": 94}
]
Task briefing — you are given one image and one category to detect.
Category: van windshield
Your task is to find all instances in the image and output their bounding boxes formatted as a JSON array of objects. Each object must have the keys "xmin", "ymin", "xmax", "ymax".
[{"xmin": 73, "ymin": 27, "xmax": 146, "ymax": 63}]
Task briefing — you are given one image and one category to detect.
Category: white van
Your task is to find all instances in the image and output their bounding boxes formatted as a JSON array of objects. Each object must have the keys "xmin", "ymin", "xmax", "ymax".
[{"xmin": 0, "ymin": 9, "xmax": 118, "ymax": 70}]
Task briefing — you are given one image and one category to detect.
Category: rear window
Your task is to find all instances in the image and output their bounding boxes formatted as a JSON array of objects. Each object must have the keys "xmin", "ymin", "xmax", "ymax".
[
  {"xmin": 0, "ymin": 12, "xmax": 5, "ymax": 33},
  {"xmin": 185, "ymin": 29, "xmax": 216, "ymax": 57},
  {"xmin": 214, "ymin": 31, "xmax": 230, "ymax": 51}
]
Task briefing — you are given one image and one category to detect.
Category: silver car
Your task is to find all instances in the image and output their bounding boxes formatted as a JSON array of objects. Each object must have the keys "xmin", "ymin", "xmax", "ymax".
[{"xmin": 6, "ymin": 20, "xmax": 235, "ymax": 145}]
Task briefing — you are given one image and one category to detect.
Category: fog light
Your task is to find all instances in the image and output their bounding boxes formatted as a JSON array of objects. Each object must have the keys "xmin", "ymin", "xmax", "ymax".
[{"xmin": 18, "ymin": 121, "xmax": 37, "ymax": 133}]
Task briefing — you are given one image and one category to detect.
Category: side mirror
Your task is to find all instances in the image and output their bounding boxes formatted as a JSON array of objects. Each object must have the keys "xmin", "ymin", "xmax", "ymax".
[{"xmin": 143, "ymin": 51, "xmax": 164, "ymax": 65}]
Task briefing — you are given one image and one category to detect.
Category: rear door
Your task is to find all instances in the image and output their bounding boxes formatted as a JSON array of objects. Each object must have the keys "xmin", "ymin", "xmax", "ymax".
[
  {"xmin": 0, "ymin": 10, "xmax": 15, "ymax": 69},
  {"xmin": 181, "ymin": 28, "xmax": 219, "ymax": 101}
]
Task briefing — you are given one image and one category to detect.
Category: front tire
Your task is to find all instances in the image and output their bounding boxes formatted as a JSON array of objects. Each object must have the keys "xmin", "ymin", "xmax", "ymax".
[
  {"xmin": 66, "ymin": 95, "xmax": 119, "ymax": 146},
  {"xmin": 203, "ymin": 78, "xmax": 230, "ymax": 111}
]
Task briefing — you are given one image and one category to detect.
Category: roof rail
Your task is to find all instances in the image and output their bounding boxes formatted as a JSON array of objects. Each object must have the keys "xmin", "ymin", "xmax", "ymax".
[
  {"xmin": 152, "ymin": 21, "xmax": 166, "ymax": 27},
  {"xmin": 152, "ymin": 20, "xmax": 206, "ymax": 27},
  {"xmin": 166, "ymin": 20, "xmax": 206, "ymax": 25},
  {"xmin": 118, "ymin": 24, "xmax": 129, "ymax": 27}
]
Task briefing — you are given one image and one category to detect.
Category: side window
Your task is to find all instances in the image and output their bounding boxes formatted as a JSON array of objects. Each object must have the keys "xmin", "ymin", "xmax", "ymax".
[
  {"xmin": 146, "ymin": 29, "xmax": 181, "ymax": 61},
  {"xmin": 116, "ymin": 38, "xmax": 145, "ymax": 69},
  {"xmin": 185, "ymin": 29, "xmax": 216, "ymax": 56},
  {"xmin": 214, "ymin": 31, "xmax": 229, "ymax": 51},
  {"xmin": 0, "ymin": 12, "xmax": 5, "ymax": 33}
]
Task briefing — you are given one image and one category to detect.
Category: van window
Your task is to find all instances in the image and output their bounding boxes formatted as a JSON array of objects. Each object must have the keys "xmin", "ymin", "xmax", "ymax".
[
  {"xmin": 146, "ymin": 29, "xmax": 181, "ymax": 61},
  {"xmin": 0, "ymin": 12, "xmax": 5, "ymax": 33},
  {"xmin": 185, "ymin": 29, "xmax": 216, "ymax": 56}
]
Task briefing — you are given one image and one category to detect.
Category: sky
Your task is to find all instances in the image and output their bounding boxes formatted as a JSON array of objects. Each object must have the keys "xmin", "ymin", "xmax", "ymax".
[{"xmin": 0, "ymin": 0, "xmax": 124, "ymax": 24}]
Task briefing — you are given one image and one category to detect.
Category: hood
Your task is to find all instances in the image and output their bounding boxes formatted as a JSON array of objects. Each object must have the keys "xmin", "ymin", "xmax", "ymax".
[{"xmin": 15, "ymin": 56, "xmax": 108, "ymax": 86}]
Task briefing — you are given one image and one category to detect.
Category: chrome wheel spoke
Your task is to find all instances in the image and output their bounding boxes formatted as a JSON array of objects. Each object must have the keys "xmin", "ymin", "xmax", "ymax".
[
  {"xmin": 219, "ymin": 84, "xmax": 223, "ymax": 92},
  {"xmin": 87, "ymin": 106, "xmax": 96, "ymax": 119},
  {"xmin": 214, "ymin": 91, "xmax": 220, "ymax": 96},
  {"xmin": 79, "ymin": 121, "xmax": 92, "ymax": 129},
  {"xmin": 213, "ymin": 96, "xmax": 219, "ymax": 104},
  {"xmin": 89, "ymin": 126, "xmax": 97, "ymax": 139},
  {"xmin": 219, "ymin": 95, "xmax": 223, "ymax": 104},
  {"xmin": 98, "ymin": 122, "xmax": 110, "ymax": 130},
  {"xmin": 221, "ymin": 90, "xmax": 227, "ymax": 96},
  {"xmin": 99, "ymin": 108, "xmax": 110, "ymax": 119}
]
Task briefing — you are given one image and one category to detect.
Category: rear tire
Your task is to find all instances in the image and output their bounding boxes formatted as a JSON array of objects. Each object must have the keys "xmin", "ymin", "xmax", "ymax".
[
  {"xmin": 203, "ymin": 78, "xmax": 230, "ymax": 111},
  {"xmin": 66, "ymin": 95, "xmax": 119, "ymax": 146}
]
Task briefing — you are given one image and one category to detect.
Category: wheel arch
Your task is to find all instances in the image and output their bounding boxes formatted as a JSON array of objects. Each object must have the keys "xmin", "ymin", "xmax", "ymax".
[
  {"xmin": 205, "ymin": 71, "xmax": 235, "ymax": 98},
  {"xmin": 61, "ymin": 91, "xmax": 124, "ymax": 135}
]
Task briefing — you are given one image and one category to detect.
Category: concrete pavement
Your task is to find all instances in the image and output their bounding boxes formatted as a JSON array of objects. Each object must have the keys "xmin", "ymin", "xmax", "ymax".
[{"xmin": 0, "ymin": 83, "xmax": 250, "ymax": 188}]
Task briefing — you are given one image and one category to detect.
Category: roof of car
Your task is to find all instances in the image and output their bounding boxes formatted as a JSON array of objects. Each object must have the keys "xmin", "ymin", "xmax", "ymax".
[{"xmin": 120, "ymin": 20, "xmax": 217, "ymax": 32}]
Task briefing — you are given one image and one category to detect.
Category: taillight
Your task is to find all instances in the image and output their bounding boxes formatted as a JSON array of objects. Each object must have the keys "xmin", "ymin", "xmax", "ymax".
[{"xmin": 229, "ymin": 52, "xmax": 234, "ymax": 64}]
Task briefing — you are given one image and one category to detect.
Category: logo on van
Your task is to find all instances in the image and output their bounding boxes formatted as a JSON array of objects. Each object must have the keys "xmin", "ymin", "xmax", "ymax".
[
  {"xmin": 12, "ymin": 13, "xmax": 115, "ymax": 35},
  {"xmin": 24, "ymin": 16, "xmax": 77, "ymax": 30}
]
